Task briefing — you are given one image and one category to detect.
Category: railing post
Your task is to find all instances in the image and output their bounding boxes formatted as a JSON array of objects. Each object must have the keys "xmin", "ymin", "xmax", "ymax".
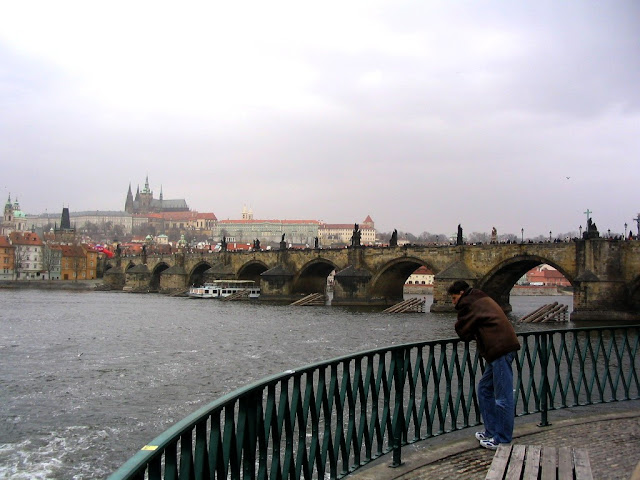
[
  {"xmin": 538, "ymin": 332, "xmax": 551, "ymax": 427},
  {"xmin": 390, "ymin": 348, "xmax": 406, "ymax": 468}
]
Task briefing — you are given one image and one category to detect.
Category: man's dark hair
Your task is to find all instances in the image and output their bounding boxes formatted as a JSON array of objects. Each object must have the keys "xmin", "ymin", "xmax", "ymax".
[{"xmin": 447, "ymin": 280, "xmax": 470, "ymax": 294}]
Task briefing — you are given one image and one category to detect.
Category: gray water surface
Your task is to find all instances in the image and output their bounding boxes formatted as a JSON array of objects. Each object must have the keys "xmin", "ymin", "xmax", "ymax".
[{"xmin": 0, "ymin": 290, "xmax": 572, "ymax": 479}]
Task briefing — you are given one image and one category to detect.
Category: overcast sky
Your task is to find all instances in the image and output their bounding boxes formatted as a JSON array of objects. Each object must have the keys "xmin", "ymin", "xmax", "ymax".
[{"xmin": 1, "ymin": 1, "xmax": 638, "ymax": 238}]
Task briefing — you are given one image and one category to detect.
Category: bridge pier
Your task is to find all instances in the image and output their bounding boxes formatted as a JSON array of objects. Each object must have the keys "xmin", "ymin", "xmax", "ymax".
[
  {"xmin": 332, "ymin": 265, "xmax": 376, "ymax": 306},
  {"xmin": 160, "ymin": 265, "xmax": 188, "ymax": 293},
  {"xmin": 260, "ymin": 265, "xmax": 295, "ymax": 302},
  {"xmin": 125, "ymin": 264, "xmax": 151, "ymax": 292},
  {"xmin": 103, "ymin": 267, "xmax": 125, "ymax": 290},
  {"xmin": 572, "ymin": 278, "xmax": 637, "ymax": 321},
  {"xmin": 430, "ymin": 260, "xmax": 477, "ymax": 313}
]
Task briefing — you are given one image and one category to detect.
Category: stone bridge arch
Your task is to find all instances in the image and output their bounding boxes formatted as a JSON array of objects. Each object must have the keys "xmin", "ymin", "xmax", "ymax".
[
  {"xmin": 188, "ymin": 262, "xmax": 214, "ymax": 287},
  {"xmin": 369, "ymin": 257, "xmax": 439, "ymax": 303},
  {"xmin": 150, "ymin": 262, "xmax": 170, "ymax": 291},
  {"xmin": 292, "ymin": 258, "xmax": 338, "ymax": 295},
  {"xmin": 238, "ymin": 260, "xmax": 270, "ymax": 285},
  {"xmin": 478, "ymin": 254, "xmax": 574, "ymax": 312}
]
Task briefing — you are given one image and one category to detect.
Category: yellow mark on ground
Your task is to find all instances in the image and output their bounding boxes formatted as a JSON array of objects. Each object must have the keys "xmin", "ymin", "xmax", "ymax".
[{"xmin": 142, "ymin": 445, "xmax": 158, "ymax": 451}]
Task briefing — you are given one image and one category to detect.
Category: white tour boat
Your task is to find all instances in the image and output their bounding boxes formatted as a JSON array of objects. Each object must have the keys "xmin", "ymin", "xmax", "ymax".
[{"xmin": 188, "ymin": 280, "xmax": 260, "ymax": 299}]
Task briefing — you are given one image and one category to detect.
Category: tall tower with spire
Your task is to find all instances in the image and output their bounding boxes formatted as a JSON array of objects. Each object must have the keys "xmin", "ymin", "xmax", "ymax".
[
  {"xmin": 125, "ymin": 183, "xmax": 134, "ymax": 213},
  {"xmin": 139, "ymin": 175, "xmax": 153, "ymax": 212},
  {"xmin": 2, "ymin": 194, "xmax": 27, "ymax": 235}
]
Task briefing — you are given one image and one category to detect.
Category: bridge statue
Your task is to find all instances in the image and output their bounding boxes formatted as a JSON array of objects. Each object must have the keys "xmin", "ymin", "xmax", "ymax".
[
  {"xmin": 280, "ymin": 233, "xmax": 287, "ymax": 250},
  {"xmin": 390, "ymin": 229, "xmax": 398, "ymax": 247},
  {"xmin": 314, "ymin": 237, "xmax": 319, "ymax": 249},
  {"xmin": 457, "ymin": 224, "xmax": 463, "ymax": 245},
  {"xmin": 351, "ymin": 223, "xmax": 361, "ymax": 247},
  {"xmin": 583, "ymin": 218, "xmax": 600, "ymax": 239},
  {"xmin": 221, "ymin": 236, "xmax": 227, "ymax": 251},
  {"xmin": 491, "ymin": 227, "xmax": 497, "ymax": 244}
]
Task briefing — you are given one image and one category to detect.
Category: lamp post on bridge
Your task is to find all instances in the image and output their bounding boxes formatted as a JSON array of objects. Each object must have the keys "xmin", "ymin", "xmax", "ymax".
[
  {"xmin": 521, "ymin": 228, "xmax": 524, "ymax": 243},
  {"xmin": 549, "ymin": 231, "xmax": 552, "ymax": 242},
  {"xmin": 608, "ymin": 229, "xmax": 611, "ymax": 239},
  {"xmin": 579, "ymin": 225, "xmax": 582, "ymax": 237},
  {"xmin": 625, "ymin": 223, "xmax": 628, "ymax": 239}
]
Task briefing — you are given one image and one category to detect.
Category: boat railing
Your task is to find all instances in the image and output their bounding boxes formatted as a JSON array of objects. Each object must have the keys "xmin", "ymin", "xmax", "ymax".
[{"xmin": 108, "ymin": 325, "xmax": 640, "ymax": 480}]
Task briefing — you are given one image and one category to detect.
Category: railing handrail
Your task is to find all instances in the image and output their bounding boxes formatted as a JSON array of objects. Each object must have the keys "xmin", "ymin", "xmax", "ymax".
[{"xmin": 109, "ymin": 325, "xmax": 640, "ymax": 479}]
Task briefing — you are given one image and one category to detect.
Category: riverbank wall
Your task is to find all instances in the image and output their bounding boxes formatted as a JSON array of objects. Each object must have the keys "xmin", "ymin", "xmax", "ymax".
[{"xmin": 0, "ymin": 280, "xmax": 100, "ymax": 291}]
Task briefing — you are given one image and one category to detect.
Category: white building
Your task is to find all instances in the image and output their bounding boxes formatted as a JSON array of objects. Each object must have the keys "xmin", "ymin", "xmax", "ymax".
[
  {"xmin": 9, "ymin": 231, "xmax": 45, "ymax": 279},
  {"xmin": 405, "ymin": 266, "xmax": 434, "ymax": 285}
]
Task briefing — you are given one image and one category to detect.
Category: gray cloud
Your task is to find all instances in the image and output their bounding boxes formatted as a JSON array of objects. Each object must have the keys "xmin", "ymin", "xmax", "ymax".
[{"xmin": 0, "ymin": 1, "xmax": 638, "ymax": 238}]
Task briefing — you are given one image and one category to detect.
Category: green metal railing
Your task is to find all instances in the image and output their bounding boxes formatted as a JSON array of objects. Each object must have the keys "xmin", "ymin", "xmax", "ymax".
[{"xmin": 108, "ymin": 325, "xmax": 640, "ymax": 480}]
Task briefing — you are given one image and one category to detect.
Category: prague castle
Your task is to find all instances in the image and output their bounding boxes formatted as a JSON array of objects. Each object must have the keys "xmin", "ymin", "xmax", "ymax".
[{"xmin": 125, "ymin": 177, "xmax": 189, "ymax": 215}]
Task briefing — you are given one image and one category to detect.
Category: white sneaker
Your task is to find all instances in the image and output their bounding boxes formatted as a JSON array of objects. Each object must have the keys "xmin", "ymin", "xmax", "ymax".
[
  {"xmin": 479, "ymin": 438, "xmax": 500, "ymax": 450},
  {"xmin": 475, "ymin": 431, "xmax": 491, "ymax": 441}
]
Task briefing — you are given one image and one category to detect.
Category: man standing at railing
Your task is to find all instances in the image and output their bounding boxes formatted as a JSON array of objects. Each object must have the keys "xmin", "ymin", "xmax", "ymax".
[{"xmin": 448, "ymin": 280, "xmax": 521, "ymax": 450}]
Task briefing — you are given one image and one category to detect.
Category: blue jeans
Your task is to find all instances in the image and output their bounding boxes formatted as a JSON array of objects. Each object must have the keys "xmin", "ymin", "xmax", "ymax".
[{"xmin": 478, "ymin": 351, "xmax": 516, "ymax": 443}]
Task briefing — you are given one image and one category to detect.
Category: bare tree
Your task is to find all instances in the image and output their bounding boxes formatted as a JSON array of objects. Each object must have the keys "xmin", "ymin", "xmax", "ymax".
[
  {"xmin": 41, "ymin": 245, "xmax": 59, "ymax": 280},
  {"xmin": 468, "ymin": 232, "xmax": 490, "ymax": 244},
  {"xmin": 71, "ymin": 246, "xmax": 85, "ymax": 282}
]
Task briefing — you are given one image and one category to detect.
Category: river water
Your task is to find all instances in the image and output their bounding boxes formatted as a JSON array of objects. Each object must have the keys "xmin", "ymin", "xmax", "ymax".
[{"xmin": 0, "ymin": 290, "xmax": 573, "ymax": 479}]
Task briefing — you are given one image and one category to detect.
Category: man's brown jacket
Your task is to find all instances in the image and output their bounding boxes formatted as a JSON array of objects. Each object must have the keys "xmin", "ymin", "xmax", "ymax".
[{"xmin": 454, "ymin": 288, "xmax": 520, "ymax": 362}]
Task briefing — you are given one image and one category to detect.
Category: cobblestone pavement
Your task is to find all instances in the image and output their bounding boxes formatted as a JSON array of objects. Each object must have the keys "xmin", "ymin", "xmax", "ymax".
[{"xmin": 351, "ymin": 402, "xmax": 640, "ymax": 480}]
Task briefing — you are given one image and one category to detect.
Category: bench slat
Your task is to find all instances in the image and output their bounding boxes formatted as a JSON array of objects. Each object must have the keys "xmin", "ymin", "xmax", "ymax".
[
  {"xmin": 485, "ymin": 445, "xmax": 513, "ymax": 480},
  {"xmin": 573, "ymin": 449, "xmax": 594, "ymax": 480},
  {"xmin": 505, "ymin": 444, "xmax": 526, "ymax": 479},
  {"xmin": 541, "ymin": 446, "xmax": 558, "ymax": 480},
  {"xmin": 522, "ymin": 445, "xmax": 541, "ymax": 479},
  {"xmin": 558, "ymin": 446, "xmax": 573, "ymax": 479}
]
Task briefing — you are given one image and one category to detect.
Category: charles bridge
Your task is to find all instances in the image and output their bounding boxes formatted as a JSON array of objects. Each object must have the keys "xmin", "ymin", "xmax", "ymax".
[{"xmin": 103, "ymin": 237, "xmax": 640, "ymax": 321}]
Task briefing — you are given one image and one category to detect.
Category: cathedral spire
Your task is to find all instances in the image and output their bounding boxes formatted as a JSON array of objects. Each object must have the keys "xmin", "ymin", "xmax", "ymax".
[{"xmin": 125, "ymin": 183, "xmax": 134, "ymax": 213}]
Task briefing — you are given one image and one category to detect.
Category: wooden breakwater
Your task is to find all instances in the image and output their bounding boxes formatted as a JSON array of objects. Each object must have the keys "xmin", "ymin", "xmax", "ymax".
[
  {"xmin": 290, "ymin": 293, "xmax": 326, "ymax": 306},
  {"xmin": 382, "ymin": 297, "xmax": 426, "ymax": 313},
  {"xmin": 519, "ymin": 302, "xmax": 569, "ymax": 323}
]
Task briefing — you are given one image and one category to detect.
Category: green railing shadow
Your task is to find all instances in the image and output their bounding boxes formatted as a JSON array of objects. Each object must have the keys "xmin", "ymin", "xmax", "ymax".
[{"xmin": 108, "ymin": 325, "xmax": 640, "ymax": 480}]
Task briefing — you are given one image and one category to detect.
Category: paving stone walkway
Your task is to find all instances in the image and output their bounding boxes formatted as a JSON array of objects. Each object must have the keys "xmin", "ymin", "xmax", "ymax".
[{"xmin": 351, "ymin": 401, "xmax": 640, "ymax": 480}]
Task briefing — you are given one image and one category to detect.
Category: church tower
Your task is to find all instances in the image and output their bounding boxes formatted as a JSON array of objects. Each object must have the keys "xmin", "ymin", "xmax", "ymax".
[
  {"xmin": 2, "ymin": 195, "xmax": 27, "ymax": 235},
  {"xmin": 125, "ymin": 183, "xmax": 134, "ymax": 213},
  {"xmin": 2, "ymin": 195, "xmax": 13, "ymax": 235},
  {"xmin": 54, "ymin": 206, "xmax": 76, "ymax": 242},
  {"xmin": 139, "ymin": 175, "xmax": 153, "ymax": 213},
  {"xmin": 242, "ymin": 205, "xmax": 253, "ymax": 220}
]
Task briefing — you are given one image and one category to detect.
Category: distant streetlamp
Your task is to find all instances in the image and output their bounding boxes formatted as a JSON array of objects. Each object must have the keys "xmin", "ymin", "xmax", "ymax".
[
  {"xmin": 579, "ymin": 225, "xmax": 582, "ymax": 237},
  {"xmin": 607, "ymin": 229, "xmax": 611, "ymax": 238},
  {"xmin": 624, "ymin": 223, "xmax": 628, "ymax": 239},
  {"xmin": 521, "ymin": 228, "xmax": 524, "ymax": 243},
  {"xmin": 549, "ymin": 231, "xmax": 552, "ymax": 242}
]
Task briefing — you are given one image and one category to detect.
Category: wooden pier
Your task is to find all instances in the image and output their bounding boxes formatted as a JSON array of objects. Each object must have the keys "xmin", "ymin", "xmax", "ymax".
[
  {"xmin": 222, "ymin": 290, "xmax": 252, "ymax": 301},
  {"xmin": 290, "ymin": 293, "xmax": 326, "ymax": 306},
  {"xmin": 382, "ymin": 297, "xmax": 426, "ymax": 313},
  {"xmin": 519, "ymin": 302, "xmax": 569, "ymax": 323}
]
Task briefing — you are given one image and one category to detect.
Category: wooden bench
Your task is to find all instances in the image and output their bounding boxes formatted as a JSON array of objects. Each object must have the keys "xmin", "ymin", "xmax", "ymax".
[{"xmin": 485, "ymin": 444, "xmax": 593, "ymax": 480}]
